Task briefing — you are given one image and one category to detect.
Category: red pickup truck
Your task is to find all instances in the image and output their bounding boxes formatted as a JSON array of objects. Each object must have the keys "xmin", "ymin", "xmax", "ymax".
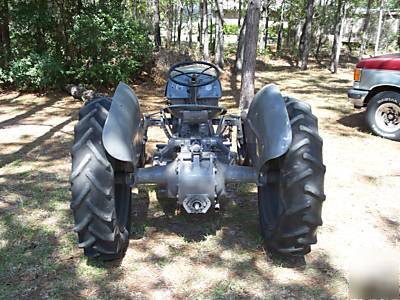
[{"xmin": 348, "ymin": 53, "xmax": 400, "ymax": 141}]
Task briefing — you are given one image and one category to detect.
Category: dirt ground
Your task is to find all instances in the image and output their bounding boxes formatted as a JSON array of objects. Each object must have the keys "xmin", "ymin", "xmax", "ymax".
[{"xmin": 0, "ymin": 58, "xmax": 399, "ymax": 299}]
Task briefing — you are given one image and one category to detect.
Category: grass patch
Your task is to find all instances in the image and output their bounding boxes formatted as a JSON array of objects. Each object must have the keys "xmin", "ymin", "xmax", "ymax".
[
  {"xmin": 7, "ymin": 159, "xmax": 23, "ymax": 168},
  {"xmin": 0, "ymin": 213, "xmax": 57, "ymax": 274},
  {"xmin": 211, "ymin": 280, "xmax": 247, "ymax": 299}
]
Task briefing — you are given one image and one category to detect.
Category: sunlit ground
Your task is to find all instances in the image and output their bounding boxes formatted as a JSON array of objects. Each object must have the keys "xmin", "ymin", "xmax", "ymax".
[{"xmin": 0, "ymin": 57, "xmax": 399, "ymax": 299}]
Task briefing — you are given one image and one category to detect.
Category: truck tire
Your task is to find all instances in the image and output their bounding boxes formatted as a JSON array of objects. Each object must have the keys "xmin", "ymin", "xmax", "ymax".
[
  {"xmin": 70, "ymin": 97, "xmax": 131, "ymax": 260},
  {"xmin": 258, "ymin": 97, "xmax": 326, "ymax": 256},
  {"xmin": 366, "ymin": 91, "xmax": 400, "ymax": 141}
]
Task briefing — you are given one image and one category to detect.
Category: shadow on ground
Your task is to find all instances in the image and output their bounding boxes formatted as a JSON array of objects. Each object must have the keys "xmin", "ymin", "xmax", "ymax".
[
  {"xmin": 337, "ymin": 111, "xmax": 370, "ymax": 134},
  {"xmin": 0, "ymin": 93, "xmax": 70, "ymax": 128},
  {"xmin": 0, "ymin": 61, "xmax": 352, "ymax": 298},
  {"xmin": 0, "ymin": 168, "xmax": 345, "ymax": 298}
]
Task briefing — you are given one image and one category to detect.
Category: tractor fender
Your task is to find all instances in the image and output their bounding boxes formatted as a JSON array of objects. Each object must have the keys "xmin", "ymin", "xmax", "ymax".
[
  {"xmin": 102, "ymin": 82, "xmax": 143, "ymax": 167},
  {"xmin": 244, "ymin": 84, "xmax": 292, "ymax": 172}
]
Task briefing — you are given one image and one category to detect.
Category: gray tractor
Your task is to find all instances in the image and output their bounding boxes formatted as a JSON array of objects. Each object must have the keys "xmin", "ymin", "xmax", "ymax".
[{"xmin": 70, "ymin": 61, "xmax": 325, "ymax": 260}]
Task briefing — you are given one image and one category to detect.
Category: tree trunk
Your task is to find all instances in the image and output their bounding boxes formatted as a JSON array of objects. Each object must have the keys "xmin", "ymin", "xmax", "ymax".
[
  {"xmin": 188, "ymin": 0, "xmax": 194, "ymax": 48},
  {"xmin": 153, "ymin": 0, "xmax": 162, "ymax": 50},
  {"xmin": 239, "ymin": 0, "xmax": 261, "ymax": 112},
  {"xmin": 398, "ymin": 18, "xmax": 400, "ymax": 49},
  {"xmin": 298, "ymin": 0, "xmax": 314, "ymax": 70},
  {"xmin": 173, "ymin": 4, "xmax": 177, "ymax": 45},
  {"xmin": 35, "ymin": 0, "xmax": 48, "ymax": 54},
  {"xmin": 264, "ymin": 8, "xmax": 269, "ymax": 50},
  {"xmin": 276, "ymin": 0, "xmax": 285, "ymax": 52},
  {"xmin": 132, "ymin": 0, "xmax": 137, "ymax": 18},
  {"xmin": 199, "ymin": 0, "xmax": 204, "ymax": 48},
  {"xmin": 374, "ymin": 0, "xmax": 384, "ymax": 56},
  {"xmin": 210, "ymin": 10, "xmax": 214, "ymax": 52},
  {"xmin": 177, "ymin": 6, "xmax": 183, "ymax": 48},
  {"xmin": 263, "ymin": 4, "xmax": 269, "ymax": 50},
  {"xmin": 0, "ymin": 0, "xmax": 11, "ymax": 67},
  {"xmin": 315, "ymin": 31, "xmax": 323, "ymax": 59},
  {"xmin": 167, "ymin": 0, "xmax": 173, "ymax": 47},
  {"xmin": 214, "ymin": 0, "xmax": 224, "ymax": 68},
  {"xmin": 57, "ymin": 1, "xmax": 74, "ymax": 64},
  {"xmin": 330, "ymin": 0, "xmax": 346, "ymax": 73},
  {"xmin": 203, "ymin": 0, "xmax": 210, "ymax": 59},
  {"xmin": 315, "ymin": 0, "xmax": 328, "ymax": 60},
  {"xmin": 347, "ymin": 19, "xmax": 353, "ymax": 52},
  {"xmin": 146, "ymin": 0, "xmax": 152, "ymax": 21},
  {"xmin": 235, "ymin": 14, "xmax": 247, "ymax": 73},
  {"xmin": 358, "ymin": 0, "xmax": 373, "ymax": 59},
  {"xmin": 298, "ymin": 21, "xmax": 306, "ymax": 64},
  {"xmin": 286, "ymin": 21, "xmax": 292, "ymax": 48},
  {"xmin": 238, "ymin": 0, "xmax": 242, "ymax": 27},
  {"xmin": 294, "ymin": 22, "xmax": 301, "ymax": 52}
]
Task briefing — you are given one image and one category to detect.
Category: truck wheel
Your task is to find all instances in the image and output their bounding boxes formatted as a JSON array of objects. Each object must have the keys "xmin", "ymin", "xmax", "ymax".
[
  {"xmin": 366, "ymin": 91, "xmax": 400, "ymax": 141},
  {"xmin": 70, "ymin": 97, "xmax": 131, "ymax": 260},
  {"xmin": 258, "ymin": 98, "xmax": 326, "ymax": 256}
]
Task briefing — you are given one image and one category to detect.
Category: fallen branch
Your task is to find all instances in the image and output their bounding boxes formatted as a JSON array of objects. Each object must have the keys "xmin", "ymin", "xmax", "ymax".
[{"xmin": 65, "ymin": 84, "xmax": 101, "ymax": 101}]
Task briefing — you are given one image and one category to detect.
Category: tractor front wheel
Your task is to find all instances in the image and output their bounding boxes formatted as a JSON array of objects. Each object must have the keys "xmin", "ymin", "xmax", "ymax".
[
  {"xmin": 258, "ymin": 97, "xmax": 326, "ymax": 256},
  {"xmin": 70, "ymin": 97, "xmax": 132, "ymax": 260}
]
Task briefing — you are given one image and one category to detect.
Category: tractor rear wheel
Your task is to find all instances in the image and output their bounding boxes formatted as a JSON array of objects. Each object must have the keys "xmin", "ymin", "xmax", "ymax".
[
  {"xmin": 70, "ymin": 97, "xmax": 132, "ymax": 260},
  {"xmin": 258, "ymin": 97, "xmax": 326, "ymax": 256}
]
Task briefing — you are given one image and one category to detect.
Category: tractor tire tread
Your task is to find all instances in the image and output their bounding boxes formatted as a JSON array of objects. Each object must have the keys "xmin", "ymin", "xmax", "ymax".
[
  {"xmin": 258, "ymin": 97, "xmax": 325, "ymax": 256},
  {"xmin": 70, "ymin": 98, "xmax": 130, "ymax": 260}
]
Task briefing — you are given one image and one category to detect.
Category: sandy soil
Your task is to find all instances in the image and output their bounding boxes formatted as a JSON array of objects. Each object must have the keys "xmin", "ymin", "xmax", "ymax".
[{"xmin": 0, "ymin": 58, "xmax": 399, "ymax": 299}]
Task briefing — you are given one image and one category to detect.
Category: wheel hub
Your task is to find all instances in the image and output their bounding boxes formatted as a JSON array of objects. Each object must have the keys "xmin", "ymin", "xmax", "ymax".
[
  {"xmin": 183, "ymin": 194, "xmax": 211, "ymax": 214},
  {"xmin": 375, "ymin": 102, "xmax": 400, "ymax": 133}
]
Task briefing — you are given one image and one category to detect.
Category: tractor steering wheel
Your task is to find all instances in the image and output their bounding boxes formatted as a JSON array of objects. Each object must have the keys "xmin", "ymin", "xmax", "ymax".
[{"xmin": 167, "ymin": 61, "xmax": 220, "ymax": 88}]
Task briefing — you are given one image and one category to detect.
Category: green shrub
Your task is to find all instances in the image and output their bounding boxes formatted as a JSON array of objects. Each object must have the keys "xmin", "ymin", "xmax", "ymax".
[
  {"xmin": 7, "ymin": 53, "xmax": 64, "ymax": 90},
  {"xmin": 223, "ymin": 24, "xmax": 239, "ymax": 35},
  {"xmin": 67, "ymin": 11, "xmax": 153, "ymax": 86},
  {"xmin": 0, "ymin": 68, "xmax": 11, "ymax": 85},
  {"xmin": 1, "ymin": 2, "xmax": 154, "ymax": 91}
]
